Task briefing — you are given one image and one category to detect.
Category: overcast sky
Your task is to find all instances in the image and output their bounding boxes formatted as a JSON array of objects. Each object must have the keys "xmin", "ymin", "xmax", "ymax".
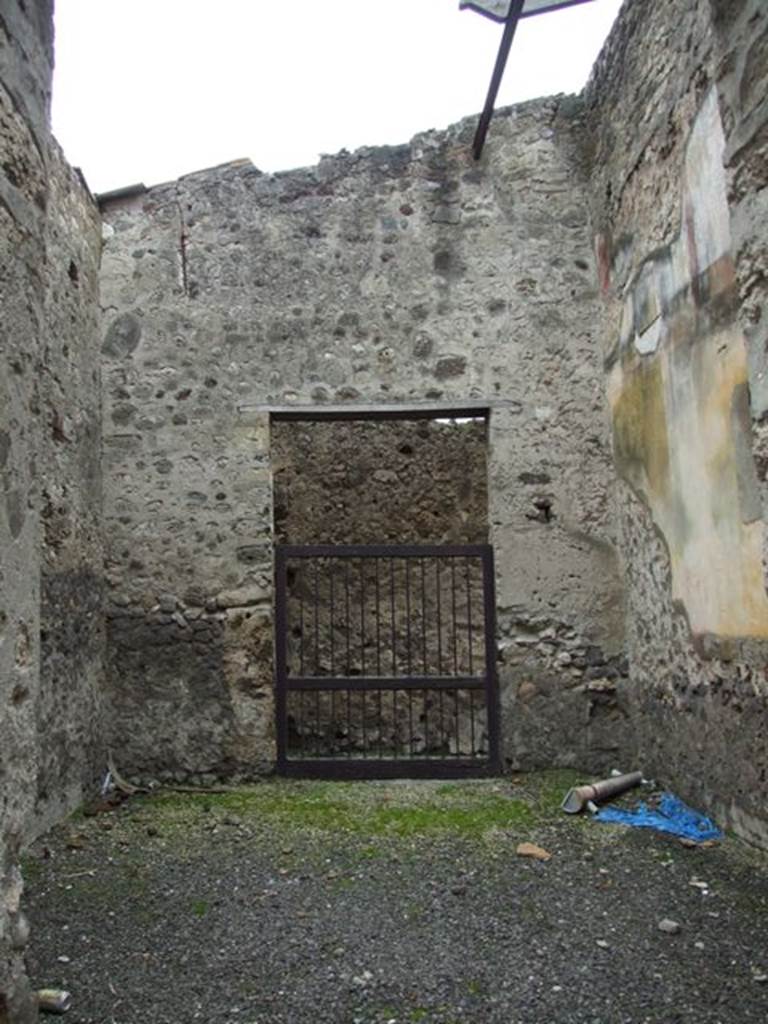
[{"xmin": 51, "ymin": 0, "xmax": 622, "ymax": 195}]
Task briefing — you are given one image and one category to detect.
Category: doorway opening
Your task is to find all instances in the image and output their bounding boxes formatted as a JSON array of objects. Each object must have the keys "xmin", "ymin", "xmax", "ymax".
[{"xmin": 270, "ymin": 410, "xmax": 498, "ymax": 776}]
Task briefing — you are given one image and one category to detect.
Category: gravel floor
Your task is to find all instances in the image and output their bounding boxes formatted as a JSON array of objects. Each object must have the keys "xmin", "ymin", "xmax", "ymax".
[{"xmin": 22, "ymin": 774, "xmax": 768, "ymax": 1024}]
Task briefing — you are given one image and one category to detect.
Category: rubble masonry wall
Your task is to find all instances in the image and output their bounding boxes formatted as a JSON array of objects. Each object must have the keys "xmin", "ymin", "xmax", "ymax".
[
  {"xmin": 99, "ymin": 99, "xmax": 626, "ymax": 784},
  {"xmin": 1, "ymin": 2, "xmax": 104, "ymax": 1018}
]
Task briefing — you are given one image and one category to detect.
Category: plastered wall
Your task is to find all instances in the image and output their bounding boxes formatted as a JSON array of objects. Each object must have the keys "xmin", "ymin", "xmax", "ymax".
[{"xmin": 586, "ymin": 0, "xmax": 768, "ymax": 846}]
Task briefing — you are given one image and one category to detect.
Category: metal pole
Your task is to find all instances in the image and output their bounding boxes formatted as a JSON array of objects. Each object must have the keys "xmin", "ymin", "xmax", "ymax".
[{"xmin": 472, "ymin": 0, "xmax": 525, "ymax": 160}]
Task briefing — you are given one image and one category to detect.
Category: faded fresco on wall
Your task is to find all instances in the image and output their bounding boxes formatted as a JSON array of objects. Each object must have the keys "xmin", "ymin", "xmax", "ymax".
[{"xmin": 606, "ymin": 88, "xmax": 768, "ymax": 639}]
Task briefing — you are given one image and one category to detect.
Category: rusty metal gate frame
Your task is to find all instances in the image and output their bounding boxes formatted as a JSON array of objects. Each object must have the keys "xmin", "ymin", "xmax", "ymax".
[{"xmin": 274, "ymin": 543, "xmax": 501, "ymax": 778}]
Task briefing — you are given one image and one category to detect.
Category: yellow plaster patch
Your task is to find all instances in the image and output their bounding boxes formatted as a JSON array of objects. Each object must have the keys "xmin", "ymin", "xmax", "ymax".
[{"xmin": 610, "ymin": 89, "xmax": 768, "ymax": 639}]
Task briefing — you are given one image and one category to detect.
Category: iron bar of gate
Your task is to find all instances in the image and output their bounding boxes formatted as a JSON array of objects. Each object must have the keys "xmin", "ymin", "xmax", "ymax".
[
  {"xmin": 314, "ymin": 560, "xmax": 320, "ymax": 750},
  {"xmin": 345, "ymin": 560, "xmax": 351, "ymax": 674},
  {"xmin": 454, "ymin": 686, "xmax": 460, "ymax": 757},
  {"xmin": 420, "ymin": 557, "xmax": 427, "ymax": 673},
  {"xmin": 274, "ymin": 548, "xmax": 289, "ymax": 766},
  {"xmin": 362, "ymin": 687, "xmax": 367, "ymax": 759},
  {"xmin": 436, "ymin": 559, "xmax": 443, "ymax": 675},
  {"xmin": 360, "ymin": 561, "xmax": 367, "ymax": 757},
  {"xmin": 435, "ymin": 559, "xmax": 444, "ymax": 749},
  {"xmin": 481, "ymin": 544, "xmax": 502, "ymax": 769},
  {"xmin": 405, "ymin": 559, "xmax": 413, "ymax": 754},
  {"xmin": 359, "ymin": 560, "xmax": 366, "ymax": 677},
  {"xmin": 314, "ymin": 560, "xmax": 320, "ymax": 675},
  {"xmin": 466, "ymin": 556, "xmax": 474, "ymax": 676},
  {"xmin": 278, "ymin": 543, "xmax": 488, "ymax": 558},
  {"xmin": 346, "ymin": 684, "xmax": 352, "ymax": 759},
  {"xmin": 298, "ymin": 569, "xmax": 305, "ymax": 676},
  {"xmin": 286, "ymin": 675, "xmax": 485, "ymax": 691},
  {"xmin": 279, "ymin": 759, "xmax": 496, "ymax": 781},
  {"xmin": 389, "ymin": 558, "xmax": 396, "ymax": 676},
  {"xmin": 405, "ymin": 559, "xmax": 412, "ymax": 675},
  {"xmin": 375, "ymin": 558, "xmax": 381, "ymax": 676},
  {"xmin": 329, "ymin": 564, "xmax": 336, "ymax": 732},
  {"xmin": 329, "ymin": 562, "xmax": 335, "ymax": 675},
  {"xmin": 376, "ymin": 558, "xmax": 383, "ymax": 756},
  {"xmin": 470, "ymin": 690, "xmax": 476, "ymax": 756},
  {"xmin": 451, "ymin": 558, "xmax": 459, "ymax": 675}
]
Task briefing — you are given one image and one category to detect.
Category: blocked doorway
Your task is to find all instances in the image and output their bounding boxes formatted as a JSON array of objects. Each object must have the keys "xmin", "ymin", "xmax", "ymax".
[{"xmin": 270, "ymin": 410, "xmax": 499, "ymax": 777}]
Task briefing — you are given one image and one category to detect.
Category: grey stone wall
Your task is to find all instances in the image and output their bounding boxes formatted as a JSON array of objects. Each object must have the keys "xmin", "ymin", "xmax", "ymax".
[
  {"xmin": 1, "ymin": 1, "xmax": 52, "ymax": 1016},
  {"xmin": 34, "ymin": 139, "xmax": 105, "ymax": 838},
  {"xmin": 99, "ymin": 97, "xmax": 625, "ymax": 783},
  {"xmin": 1, "ymin": 2, "xmax": 104, "ymax": 1017},
  {"xmin": 585, "ymin": 0, "xmax": 768, "ymax": 846}
]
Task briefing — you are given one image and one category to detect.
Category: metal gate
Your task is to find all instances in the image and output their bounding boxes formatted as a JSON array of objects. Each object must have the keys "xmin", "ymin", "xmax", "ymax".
[{"xmin": 274, "ymin": 544, "xmax": 500, "ymax": 778}]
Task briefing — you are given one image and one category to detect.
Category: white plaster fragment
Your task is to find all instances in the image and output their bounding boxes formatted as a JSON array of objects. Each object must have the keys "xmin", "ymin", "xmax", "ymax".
[
  {"xmin": 684, "ymin": 89, "xmax": 731, "ymax": 270},
  {"xmin": 635, "ymin": 316, "xmax": 663, "ymax": 355},
  {"xmin": 620, "ymin": 295, "xmax": 634, "ymax": 348}
]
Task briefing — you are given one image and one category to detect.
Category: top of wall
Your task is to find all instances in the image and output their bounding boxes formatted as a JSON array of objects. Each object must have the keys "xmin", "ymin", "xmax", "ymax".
[
  {"xmin": 0, "ymin": 0, "xmax": 54, "ymax": 156},
  {"xmin": 97, "ymin": 95, "xmax": 586, "ymax": 207},
  {"xmin": 583, "ymin": 0, "xmax": 716, "ymax": 276}
]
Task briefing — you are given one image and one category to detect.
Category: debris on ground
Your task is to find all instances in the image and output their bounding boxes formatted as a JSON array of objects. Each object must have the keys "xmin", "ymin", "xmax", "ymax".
[
  {"xmin": 658, "ymin": 918, "xmax": 682, "ymax": 934},
  {"xmin": 37, "ymin": 989, "xmax": 72, "ymax": 1015},
  {"xmin": 516, "ymin": 841, "xmax": 552, "ymax": 861},
  {"xmin": 561, "ymin": 771, "xmax": 643, "ymax": 814},
  {"xmin": 594, "ymin": 792, "xmax": 723, "ymax": 843},
  {"xmin": 23, "ymin": 775, "xmax": 768, "ymax": 1024}
]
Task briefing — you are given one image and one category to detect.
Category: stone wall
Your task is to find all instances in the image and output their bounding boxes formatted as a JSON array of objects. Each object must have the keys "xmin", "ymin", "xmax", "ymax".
[
  {"xmin": 34, "ymin": 139, "xmax": 105, "ymax": 838},
  {"xmin": 1, "ymin": 2, "xmax": 104, "ymax": 1018},
  {"xmin": 272, "ymin": 417, "xmax": 488, "ymax": 545},
  {"xmin": 0, "ymin": 1, "xmax": 52, "ymax": 1013},
  {"xmin": 586, "ymin": 0, "xmax": 768, "ymax": 846},
  {"xmin": 99, "ymin": 97, "xmax": 625, "ymax": 783}
]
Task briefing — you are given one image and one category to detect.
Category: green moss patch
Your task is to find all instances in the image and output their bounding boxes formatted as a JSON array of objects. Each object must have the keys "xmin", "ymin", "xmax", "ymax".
[{"xmin": 134, "ymin": 769, "xmax": 582, "ymax": 839}]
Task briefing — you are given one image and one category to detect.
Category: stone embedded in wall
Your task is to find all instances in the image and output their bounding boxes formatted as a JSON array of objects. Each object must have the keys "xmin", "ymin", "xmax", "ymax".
[{"xmin": 102, "ymin": 312, "xmax": 142, "ymax": 358}]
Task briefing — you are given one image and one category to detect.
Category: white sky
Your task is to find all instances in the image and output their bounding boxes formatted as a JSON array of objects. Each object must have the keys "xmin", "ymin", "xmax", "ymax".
[{"xmin": 52, "ymin": 0, "xmax": 622, "ymax": 195}]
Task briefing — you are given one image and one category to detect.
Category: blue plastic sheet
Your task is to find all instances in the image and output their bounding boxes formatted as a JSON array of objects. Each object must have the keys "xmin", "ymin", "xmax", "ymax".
[{"xmin": 594, "ymin": 792, "xmax": 723, "ymax": 842}]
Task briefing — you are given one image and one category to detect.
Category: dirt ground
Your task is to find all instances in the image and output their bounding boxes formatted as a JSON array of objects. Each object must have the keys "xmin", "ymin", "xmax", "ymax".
[{"xmin": 21, "ymin": 774, "xmax": 768, "ymax": 1024}]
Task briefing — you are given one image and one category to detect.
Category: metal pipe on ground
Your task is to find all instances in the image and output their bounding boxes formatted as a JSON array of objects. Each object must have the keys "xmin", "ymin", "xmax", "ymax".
[
  {"xmin": 37, "ymin": 990, "xmax": 72, "ymax": 1015},
  {"xmin": 561, "ymin": 771, "xmax": 643, "ymax": 814}
]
